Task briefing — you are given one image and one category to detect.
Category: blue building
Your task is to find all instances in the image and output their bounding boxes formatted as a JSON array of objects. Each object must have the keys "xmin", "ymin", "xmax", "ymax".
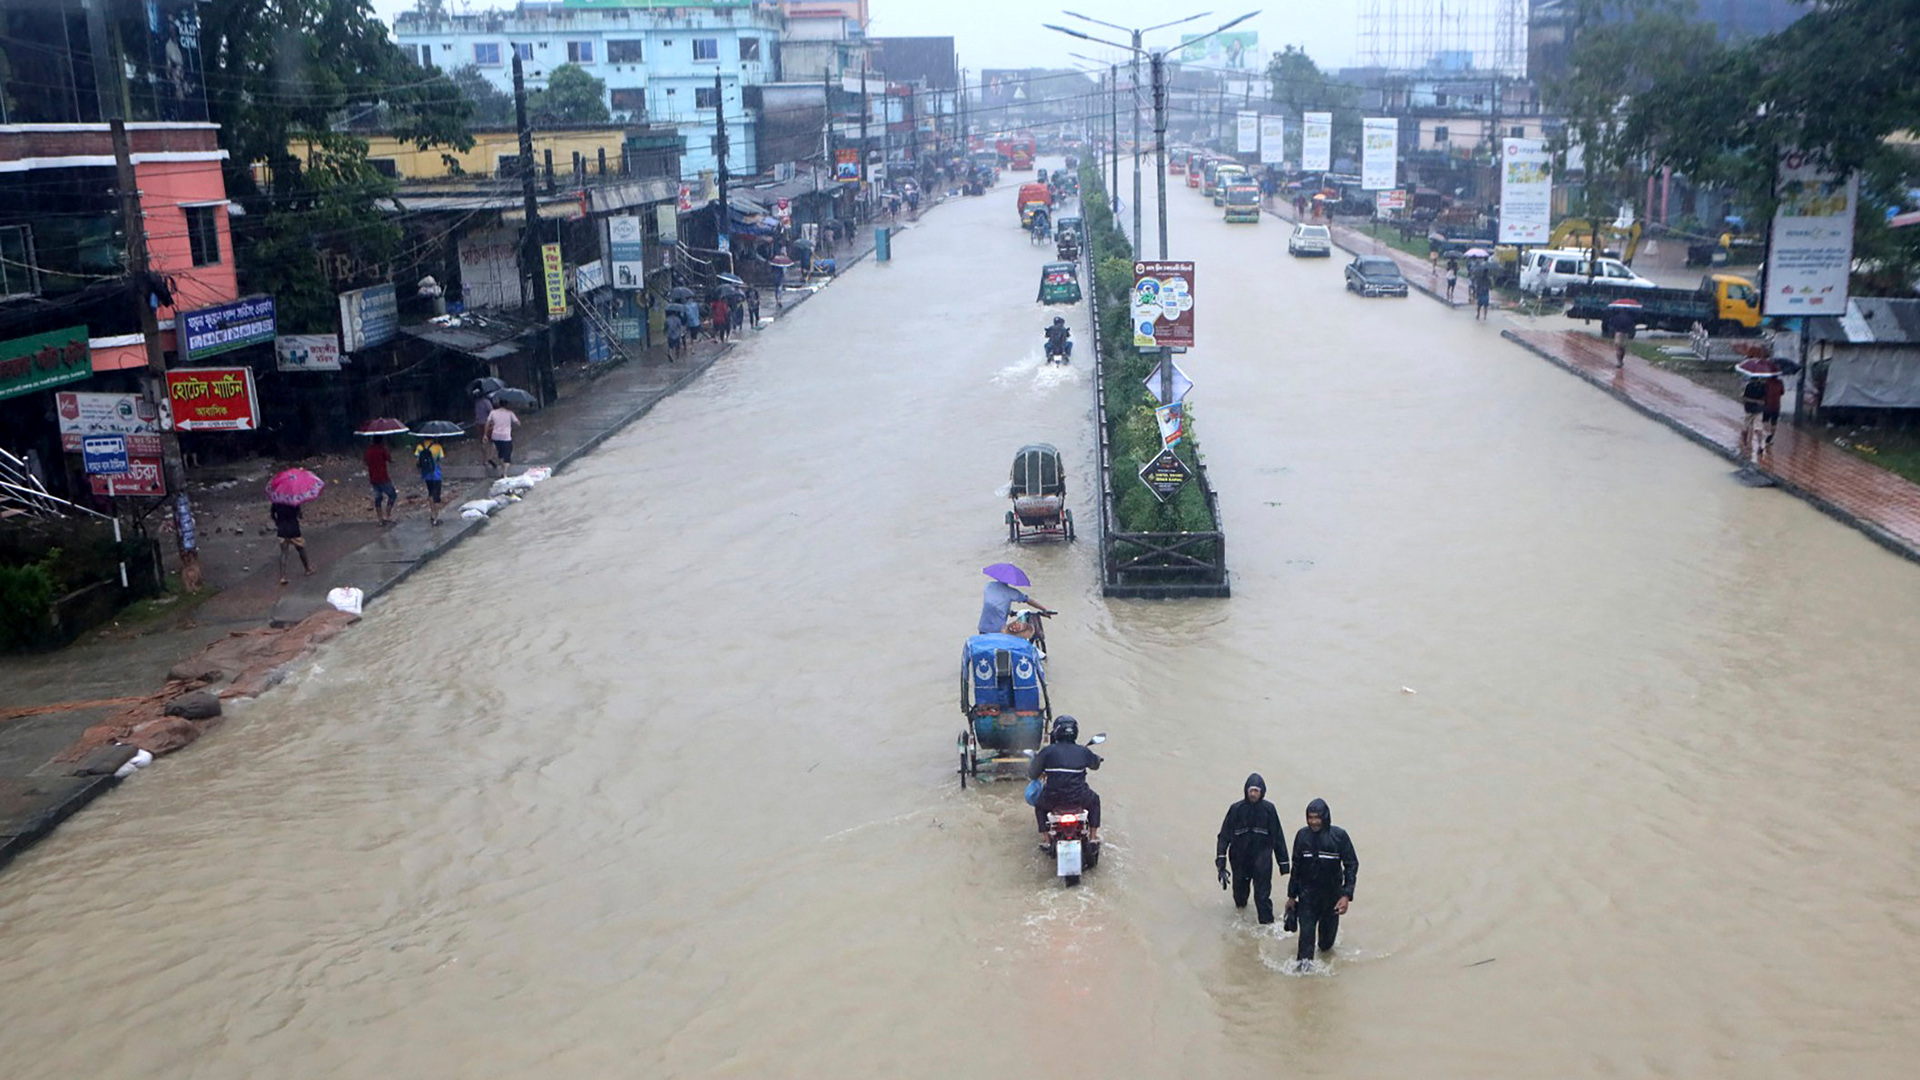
[{"xmin": 394, "ymin": 2, "xmax": 784, "ymax": 178}]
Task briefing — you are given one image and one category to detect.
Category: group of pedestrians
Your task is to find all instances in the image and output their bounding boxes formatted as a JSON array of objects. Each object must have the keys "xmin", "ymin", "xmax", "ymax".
[
  {"xmin": 1216, "ymin": 777, "xmax": 1360, "ymax": 970},
  {"xmin": 1434, "ymin": 253, "xmax": 1493, "ymax": 318}
]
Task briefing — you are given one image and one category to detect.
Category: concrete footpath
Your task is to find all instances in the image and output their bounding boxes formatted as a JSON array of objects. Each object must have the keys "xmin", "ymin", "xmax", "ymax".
[{"xmin": 0, "ymin": 217, "xmax": 904, "ymax": 871}]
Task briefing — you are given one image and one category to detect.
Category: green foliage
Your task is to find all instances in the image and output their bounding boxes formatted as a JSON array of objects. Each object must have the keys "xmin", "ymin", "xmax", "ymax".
[
  {"xmin": 0, "ymin": 548, "xmax": 59, "ymax": 651},
  {"xmin": 531, "ymin": 64, "xmax": 610, "ymax": 125},
  {"xmin": 448, "ymin": 64, "xmax": 514, "ymax": 128},
  {"xmin": 1266, "ymin": 46, "xmax": 1361, "ymax": 160},
  {"xmin": 200, "ymin": 0, "xmax": 476, "ymax": 331},
  {"xmin": 1079, "ymin": 160, "xmax": 1222, "ymax": 542}
]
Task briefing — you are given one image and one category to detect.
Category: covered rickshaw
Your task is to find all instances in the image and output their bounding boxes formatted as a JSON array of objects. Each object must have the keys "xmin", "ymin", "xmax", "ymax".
[
  {"xmin": 1006, "ymin": 443, "xmax": 1074, "ymax": 543},
  {"xmin": 957, "ymin": 633, "xmax": 1051, "ymax": 786}
]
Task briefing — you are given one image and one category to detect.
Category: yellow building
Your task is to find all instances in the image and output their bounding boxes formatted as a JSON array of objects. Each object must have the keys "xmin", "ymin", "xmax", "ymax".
[{"xmin": 334, "ymin": 127, "xmax": 634, "ymax": 181}]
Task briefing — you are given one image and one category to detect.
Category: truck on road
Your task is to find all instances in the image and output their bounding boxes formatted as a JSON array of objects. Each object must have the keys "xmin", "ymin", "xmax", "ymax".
[{"xmin": 1565, "ymin": 273, "xmax": 1763, "ymax": 335}]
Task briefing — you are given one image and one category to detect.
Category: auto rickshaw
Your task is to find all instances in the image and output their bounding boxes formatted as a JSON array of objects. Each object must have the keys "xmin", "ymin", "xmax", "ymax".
[{"xmin": 1037, "ymin": 262, "xmax": 1081, "ymax": 305}]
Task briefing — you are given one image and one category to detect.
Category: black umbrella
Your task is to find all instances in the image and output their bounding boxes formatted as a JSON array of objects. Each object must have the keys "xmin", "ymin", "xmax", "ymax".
[
  {"xmin": 413, "ymin": 420, "xmax": 466, "ymax": 438},
  {"xmin": 468, "ymin": 376, "xmax": 505, "ymax": 399},
  {"xmin": 490, "ymin": 387, "xmax": 538, "ymax": 409},
  {"xmin": 668, "ymin": 286, "xmax": 696, "ymax": 302}
]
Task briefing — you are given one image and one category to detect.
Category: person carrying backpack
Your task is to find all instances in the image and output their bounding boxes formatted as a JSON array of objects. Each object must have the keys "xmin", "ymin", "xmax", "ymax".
[{"xmin": 416, "ymin": 438, "xmax": 445, "ymax": 526}]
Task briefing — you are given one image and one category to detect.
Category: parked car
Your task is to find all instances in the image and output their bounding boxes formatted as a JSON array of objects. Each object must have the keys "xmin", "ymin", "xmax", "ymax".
[
  {"xmin": 1518, "ymin": 249, "xmax": 1657, "ymax": 297},
  {"xmin": 1288, "ymin": 223, "xmax": 1332, "ymax": 257},
  {"xmin": 1345, "ymin": 255, "xmax": 1408, "ymax": 297}
]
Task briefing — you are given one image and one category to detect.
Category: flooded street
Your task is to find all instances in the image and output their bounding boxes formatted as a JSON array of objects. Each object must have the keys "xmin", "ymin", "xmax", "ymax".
[{"xmin": 5, "ymin": 168, "xmax": 1920, "ymax": 1078}]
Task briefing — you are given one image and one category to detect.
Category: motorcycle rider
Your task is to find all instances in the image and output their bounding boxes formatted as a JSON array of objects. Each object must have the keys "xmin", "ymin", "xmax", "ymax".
[
  {"xmin": 1044, "ymin": 316, "xmax": 1073, "ymax": 362},
  {"xmin": 1029, "ymin": 716, "xmax": 1101, "ymax": 842},
  {"xmin": 1286, "ymin": 797, "xmax": 1359, "ymax": 968},
  {"xmin": 1214, "ymin": 774, "xmax": 1290, "ymax": 924}
]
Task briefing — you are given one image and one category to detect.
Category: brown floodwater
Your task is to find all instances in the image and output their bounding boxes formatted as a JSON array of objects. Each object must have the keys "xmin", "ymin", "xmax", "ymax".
[{"xmin": 3, "ymin": 164, "xmax": 1919, "ymax": 1079}]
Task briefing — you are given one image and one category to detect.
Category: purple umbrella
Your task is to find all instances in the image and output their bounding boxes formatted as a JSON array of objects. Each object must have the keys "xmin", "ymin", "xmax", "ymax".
[{"xmin": 982, "ymin": 563, "xmax": 1031, "ymax": 587}]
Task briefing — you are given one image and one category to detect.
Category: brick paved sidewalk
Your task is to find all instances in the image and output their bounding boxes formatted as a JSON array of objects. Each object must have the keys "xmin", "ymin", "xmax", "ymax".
[{"xmin": 1505, "ymin": 327, "xmax": 1920, "ymax": 562}]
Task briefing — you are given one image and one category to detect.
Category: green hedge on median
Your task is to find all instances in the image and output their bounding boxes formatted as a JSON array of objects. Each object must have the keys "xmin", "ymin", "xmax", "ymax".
[{"xmin": 1079, "ymin": 165, "xmax": 1219, "ymax": 539}]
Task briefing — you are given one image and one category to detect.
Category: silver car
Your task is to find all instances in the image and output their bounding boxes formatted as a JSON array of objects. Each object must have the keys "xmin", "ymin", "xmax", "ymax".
[{"xmin": 1288, "ymin": 223, "xmax": 1332, "ymax": 257}]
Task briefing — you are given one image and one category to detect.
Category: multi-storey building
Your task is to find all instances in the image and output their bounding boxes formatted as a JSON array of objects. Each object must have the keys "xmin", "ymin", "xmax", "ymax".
[{"xmin": 394, "ymin": 1, "xmax": 784, "ymax": 178}]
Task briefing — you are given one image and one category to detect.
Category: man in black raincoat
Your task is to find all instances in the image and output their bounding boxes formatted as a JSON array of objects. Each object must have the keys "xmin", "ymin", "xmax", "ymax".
[
  {"xmin": 1215, "ymin": 774, "xmax": 1290, "ymax": 924},
  {"xmin": 1286, "ymin": 797, "xmax": 1359, "ymax": 965}
]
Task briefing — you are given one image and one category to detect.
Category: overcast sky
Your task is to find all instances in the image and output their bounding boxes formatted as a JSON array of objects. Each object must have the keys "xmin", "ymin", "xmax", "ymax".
[{"xmin": 368, "ymin": 1, "xmax": 1361, "ymax": 76}]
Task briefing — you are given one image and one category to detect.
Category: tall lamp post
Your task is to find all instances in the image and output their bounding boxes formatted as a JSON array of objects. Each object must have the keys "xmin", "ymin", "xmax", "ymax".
[
  {"xmin": 1056, "ymin": 10, "xmax": 1216, "ymax": 250},
  {"xmin": 1047, "ymin": 11, "xmax": 1259, "ymax": 409}
]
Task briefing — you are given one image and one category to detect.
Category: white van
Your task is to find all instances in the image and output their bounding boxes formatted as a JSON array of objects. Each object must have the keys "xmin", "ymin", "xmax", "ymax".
[{"xmin": 1518, "ymin": 249, "xmax": 1657, "ymax": 297}]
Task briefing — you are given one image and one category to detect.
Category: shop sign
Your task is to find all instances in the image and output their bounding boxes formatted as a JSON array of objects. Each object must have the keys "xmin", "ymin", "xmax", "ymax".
[
  {"xmin": 90, "ymin": 457, "xmax": 165, "ymax": 497},
  {"xmin": 0, "ymin": 325, "xmax": 90, "ymax": 402},
  {"xmin": 55, "ymin": 391, "xmax": 162, "ymax": 436},
  {"xmin": 1131, "ymin": 261, "xmax": 1196, "ymax": 349},
  {"xmin": 166, "ymin": 366, "xmax": 260, "ymax": 431},
  {"xmin": 574, "ymin": 259, "xmax": 607, "ymax": 295},
  {"xmin": 275, "ymin": 334, "xmax": 343, "ymax": 372},
  {"xmin": 1375, "ymin": 189, "xmax": 1407, "ymax": 212},
  {"xmin": 180, "ymin": 297, "xmax": 276, "ymax": 361},
  {"xmin": 81, "ymin": 435, "xmax": 129, "ymax": 475},
  {"xmin": 63, "ymin": 432, "xmax": 161, "ymax": 455},
  {"xmin": 338, "ymin": 284, "xmax": 398, "ymax": 351},
  {"xmin": 835, "ymin": 148, "xmax": 861, "ymax": 182},
  {"xmin": 1138, "ymin": 448, "xmax": 1193, "ymax": 502},
  {"xmin": 609, "ymin": 215, "xmax": 645, "ymax": 290},
  {"xmin": 542, "ymin": 242, "xmax": 569, "ymax": 318}
]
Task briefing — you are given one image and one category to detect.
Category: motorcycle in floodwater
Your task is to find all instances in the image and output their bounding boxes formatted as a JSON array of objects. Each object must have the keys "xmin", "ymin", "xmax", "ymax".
[{"xmin": 1027, "ymin": 733, "xmax": 1107, "ymax": 886}]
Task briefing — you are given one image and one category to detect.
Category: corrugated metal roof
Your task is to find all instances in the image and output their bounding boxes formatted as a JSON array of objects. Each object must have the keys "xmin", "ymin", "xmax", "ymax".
[{"xmin": 1811, "ymin": 297, "xmax": 1920, "ymax": 345}]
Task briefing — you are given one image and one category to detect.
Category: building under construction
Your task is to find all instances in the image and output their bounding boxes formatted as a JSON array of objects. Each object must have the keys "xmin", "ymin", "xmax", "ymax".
[{"xmin": 1357, "ymin": 0, "xmax": 1529, "ymax": 77}]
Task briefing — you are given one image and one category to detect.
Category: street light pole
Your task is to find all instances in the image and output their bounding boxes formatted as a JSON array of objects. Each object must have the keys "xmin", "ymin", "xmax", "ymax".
[{"xmin": 1132, "ymin": 30, "xmax": 1143, "ymax": 250}]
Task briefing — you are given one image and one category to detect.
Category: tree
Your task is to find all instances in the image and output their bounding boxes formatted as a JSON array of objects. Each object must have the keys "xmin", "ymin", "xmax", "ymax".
[
  {"xmin": 448, "ymin": 64, "xmax": 514, "ymax": 128},
  {"xmin": 198, "ymin": 0, "xmax": 474, "ymax": 331},
  {"xmin": 1265, "ymin": 46, "xmax": 1360, "ymax": 162},
  {"xmin": 531, "ymin": 64, "xmax": 609, "ymax": 125}
]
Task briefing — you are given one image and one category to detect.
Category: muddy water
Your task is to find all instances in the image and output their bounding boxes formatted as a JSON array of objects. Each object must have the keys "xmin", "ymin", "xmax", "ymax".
[{"xmin": 3, "ymin": 166, "xmax": 1919, "ymax": 1079}]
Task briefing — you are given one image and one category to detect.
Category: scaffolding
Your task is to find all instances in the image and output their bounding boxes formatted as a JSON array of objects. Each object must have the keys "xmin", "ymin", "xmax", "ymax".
[{"xmin": 1357, "ymin": 0, "xmax": 1528, "ymax": 76}]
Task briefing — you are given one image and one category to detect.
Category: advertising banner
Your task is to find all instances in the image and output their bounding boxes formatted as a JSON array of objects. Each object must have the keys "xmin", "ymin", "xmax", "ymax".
[
  {"xmin": 1362, "ymin": 118, "xmax": 1397, "ymax": 191},
  {"xmin": 1765, "ymin": 150, "xmax": 1858, "ymax": 316},
  {"xmin": 181, "ymin": 297, "xmax": 275, "ymax": 362},
  {"xmin": 1498, "ymin": 138, "xmax": 1552, "ymax": 244},
  {"xmin": 1179, "ymin": 31, "xmax": 1257, "ymax": 69},
  {"xmin": 834, "ymin": 148, "xmax": 861, "ymax": 182},
  {"xmin": 1375, "ymin": 189, "xmax": 1407, "ymax": 212},
  {"xmin": 1302, "ymin": 112, "xmax": 1332, "ymax": 173},
  {"xmin": 338, "ymin": 284, "xmax": 398, "ymax": 352},
  {"xmin": 1131, "ymin": 261, "xmax": 1196, "ymax": 351},
  {"xmin": 0, "ymin": 325, "xmax": 91, "ymax": 402},
  {"xmin": 90, "ymin": 457, "xmax": 165, "ymax": 497},
  {"xmin": 55, "ymin": 391, "xmax": 162, "ymax": 436},
  {"xmin": 542, "ymin": 242, "xmax": 569, "ymax": 319},
  {"xmin": 165, "ymin": 366, "xmax": 259, "ymax": 431},
  {"xmin": 609, "ymin": 215, "xmax": 645, "ymax": 289},
  {"xmin": 1236, "ymin": 111, "xmax": 1259, "ymax": 155},
  {"xmin": 1155, "ymin": 401, "xmax": 1186, "ymax": 448},
  {"xmin": 1138, "ymin": 448, "xmax": 1194, "ymax": 502},
  {"xmin": 1259, "ymin": 115, "xmax": 1286, "ymax": 165},
  {"xmin": 275, "ymin": 334, "xmax": 342, "ymax": 372}
]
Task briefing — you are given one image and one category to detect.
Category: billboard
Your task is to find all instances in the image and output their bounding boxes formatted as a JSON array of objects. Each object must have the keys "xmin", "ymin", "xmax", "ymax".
[
  {"xmin": 1132, "ymin": 261, "xmax": 1196, "ymax": 350},
  {"xmin": 1498, "ymin": 138, "xmax": 1552, "ymax": 244},
  {"xmin": 1259, "ymin": 115, "xmax": 1285, "ymax": 164},
  {"xmin": 1236, "ymin": 111, "xmax": 1259, "ymax": 154},
  {"xmin": 1180, "ymin": 31, "xmax": 1258, "ymax": 69},
  {"xmin": 338, "ymin": 284, "xmax": 398, "ymax": 352},
  {"xmin": 979, "ymin": 69, "xmax": 1029, "ymax": 109},
  {"xmin": 0, "ymin": 326, "xmax": 90, "ymax": 402},
  {"xmin": 180, "ymin": 297, "xmax": 275, "ymax": 362},
  {"xmin": 1303, "ymin": 112, "xmax": 1332, "ymax": 172},
  {"xmin": 1765, "ymin": 150, "xmax": 1858, "ymax": 316},
  {"xmin": 834, "ymin": 148, "xmax": 861, "ymax": 182},
  {"xmin": 55, "ymin": 391, "xmax": 162, "ymax": 437},
  {"xmin": 609, "ymin": 215, "xmax": 645, "ymax": 290},
  {"xmin": 1362, "ymin": 117, "xmax": 1398, "ymax": 191},
  {"xmin": 166, "ymin": 366, "xmax": 259, "ymax": 431},
  {"xmin": 275, "ymin": 334, "xmax": 342, "ymax": 372},
  {"xmin": 542, "ymin": 242, "xmax": 569, "ymax": 319}
]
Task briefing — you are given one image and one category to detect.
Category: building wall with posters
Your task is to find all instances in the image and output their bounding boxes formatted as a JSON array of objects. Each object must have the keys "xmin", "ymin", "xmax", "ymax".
[{"xmin": 394, "ymin": 3, "xmax": 783, "ymax": 178}]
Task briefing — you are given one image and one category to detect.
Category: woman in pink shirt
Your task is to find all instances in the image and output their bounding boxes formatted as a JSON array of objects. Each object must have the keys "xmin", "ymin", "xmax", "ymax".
[{"xmin": 485, "ymin": 403, "xmax": 519, "ymax": 469}]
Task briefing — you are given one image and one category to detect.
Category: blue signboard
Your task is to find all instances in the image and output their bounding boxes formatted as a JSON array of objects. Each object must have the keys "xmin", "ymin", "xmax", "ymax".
[
  {"xmin": 181, "ymin": 297, "xmax": 276, "ymax": 361},
  {"xmin": 338, "ymin": 284, "xmax": 399, "ymax": 351},
  {"xmin": 82, "ymin": 434, "xmax": 130, "ymax": 475}
]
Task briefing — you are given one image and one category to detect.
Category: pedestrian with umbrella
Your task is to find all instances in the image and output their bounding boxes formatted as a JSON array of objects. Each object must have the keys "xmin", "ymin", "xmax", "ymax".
[
  {"xmin": 1601, "ymin": 299, "xmax": 1642, "ymax": 367},
  {"xmin": 266, "ymin": 468, "xmax": 323, "ymax": 584},
  {"xmin": 710, "ymin": 294, "xmax": 731, "ymax": 344},
  {"xmin": 1734, "ymin": 355, "xmax": 1797, "ymax": 460},
  {"xmin": 356, "ymin": 418, "xmax": 408, "ymax": 526},
  {"xmin": 412, "ymin": 420, "xmax": 463, "ymax": 525},
  {"xmin": 470, "ymin": 377, "xmax": 504, "ymax": 471}
]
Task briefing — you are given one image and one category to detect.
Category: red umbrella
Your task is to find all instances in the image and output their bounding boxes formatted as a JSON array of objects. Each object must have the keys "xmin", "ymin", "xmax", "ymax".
[
  {"xmin": 1733, "ymin": 356, "xmax": 1784, "ymax": 379},
  {"xmin": 267, "ymin": 468, "xmax": 325, "ymax": 506},
  {"xmin": 1607, "ymin": 297, "xmax": 1643, "ymax": 309},
  {"xmin": 355, "ymin": 417, "xmax": 409, "ymax": 436}
]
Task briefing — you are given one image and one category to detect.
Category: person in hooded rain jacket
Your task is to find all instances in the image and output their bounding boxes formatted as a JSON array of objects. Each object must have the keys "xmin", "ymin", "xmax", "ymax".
[
  {"xmin": 1286, "ymin": 797, "xmax": 1359, "ymax": 965},
  {"xmin": 1215, "ymin": 774, "xmax": 1290, "ymax": 924}
]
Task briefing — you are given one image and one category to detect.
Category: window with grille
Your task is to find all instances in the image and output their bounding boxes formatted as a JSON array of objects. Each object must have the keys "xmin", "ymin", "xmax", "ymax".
[
  {"xmin": 185, "ymin": 206, "xmax": 221, "ymax": 267},
  {"xmin": 514, "ymin": 43, "xmax": 533, "ymax": 61},
  {"xmin": 693, "ymin": 38, "xmax": 718, "ymax": 61},
  {"xmin": 611, "ymin": 88, "xmax": 646, "ymax": 114},
  {"xmin": 608, "ymin": 40, "xmax": 643, "ymax": 63},
  {"xmin": 739, "ymin": 38, "xmax": 761, "ymax": 62},
  {"xmin": 695, "ymin": 86, "xmax": 719, "ymax": 109},
  {"xmin": 567, "ymin": 41, "xmax": 594, "ymax": 63},
  {"xmin": 474, "ymin": 42, "xmax": 501, "ymax": 65},
  {"xmin": 0, "ymin": 226, "xmax": 38, "ymax": 300},
  {"xmin": 1434, "ymin": 126, "xmax": 1448, "ymax": 144}
]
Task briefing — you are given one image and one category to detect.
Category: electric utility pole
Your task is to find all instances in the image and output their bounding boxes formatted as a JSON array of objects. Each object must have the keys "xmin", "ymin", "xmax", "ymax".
[
  {"xmin": 714, "ymin": 70, "xmax": 731, "ymax": 271},
  {"xmin": 514, "ymin": 48, "xmax": 542, "ymax": 323},
  {"xmin": 111, "ymin": 120, "xmax": 200, "ymax": 591},
  {"xmin": 1131, "ymin": 31, "xmax": 1143, "ymax": 254},
  {"xmin": 859, "ymin": 59, "xmax": 870, "ymax": 214}
]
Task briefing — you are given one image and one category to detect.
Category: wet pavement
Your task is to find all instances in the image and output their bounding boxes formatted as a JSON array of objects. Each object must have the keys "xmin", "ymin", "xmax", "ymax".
[{"xmin": 2, "ymin": 166, "xmax": 1920, "ymax": 1078}]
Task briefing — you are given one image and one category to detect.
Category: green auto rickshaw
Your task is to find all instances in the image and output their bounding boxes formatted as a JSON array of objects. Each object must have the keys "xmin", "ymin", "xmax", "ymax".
[{"xmin": 1038, "ymin": 262, "xmax": 1082, "ymax": 305}]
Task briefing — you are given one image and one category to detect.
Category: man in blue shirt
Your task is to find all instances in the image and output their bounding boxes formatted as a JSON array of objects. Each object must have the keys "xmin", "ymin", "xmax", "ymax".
[{"xmin": 979, "ymin": 579, "xmax": 1046, "ymax": 638}]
